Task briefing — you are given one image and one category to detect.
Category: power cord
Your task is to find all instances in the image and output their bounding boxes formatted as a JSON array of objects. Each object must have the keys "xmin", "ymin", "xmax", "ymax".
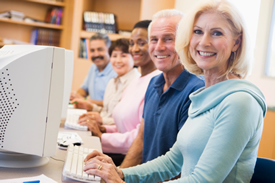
[{"xmin": 50, "ymin": 156, "xmax": 65, "ymax": 162}]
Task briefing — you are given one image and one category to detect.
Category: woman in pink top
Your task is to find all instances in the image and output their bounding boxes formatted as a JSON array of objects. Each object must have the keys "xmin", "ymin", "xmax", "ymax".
[{"xmin": 78, "ymin": 20, "xmax": 161, "ymax": 165}]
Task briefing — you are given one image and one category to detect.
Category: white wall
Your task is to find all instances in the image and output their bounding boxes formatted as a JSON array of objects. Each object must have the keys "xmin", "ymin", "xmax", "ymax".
[
  {"xmin": 246, "ymin": 0, "xmax": 275, "ymax": 107},
  {"xmin": 175, "ymin": 0, "xmax": 275, "ymax": 107}
]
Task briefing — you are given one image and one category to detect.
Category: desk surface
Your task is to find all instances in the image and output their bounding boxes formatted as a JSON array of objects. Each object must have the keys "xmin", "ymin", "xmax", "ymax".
[{"xmin": 0, "ymin": 124, "xmax": 102, "ymax": 182}]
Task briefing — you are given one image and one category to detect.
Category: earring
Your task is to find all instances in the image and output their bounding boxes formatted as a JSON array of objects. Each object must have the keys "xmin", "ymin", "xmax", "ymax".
[{"xmin": 231, "ymin": 51, "xmax": 236, "ymax": 61}]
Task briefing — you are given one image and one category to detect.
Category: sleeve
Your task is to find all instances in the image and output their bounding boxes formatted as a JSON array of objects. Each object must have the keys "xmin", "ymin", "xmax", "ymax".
[
  {"xmin": 123, "ymin": 92, "xmax": 264, "ymax": 182},
  {"xmin": 80, "ymin": 64, "xmax": 94, "ymax": 92},
  {"xmin": 101, "ymin": 123, "xmax": 140, "ymax": 154},
  {"xmin": 122, "ymin": 142, "xmax": 183, "ymax": 182},
  {"xmin": 104, "ymin": 125, "xmax": 118, "ymax": 133},
  {"xmin": 80, "ymin": 75, "xmax": 89, "ymax": 92},
  {"xmin": 91, "ymin": 103, "xmax": 102, "ymax": 112},
  {"xmin": 102, "ymin": 117, "xmax": 115, "ymax": 125},
  {"xmin": 101, "ymin": 97, "xmax": 145, "ymax": 154},
  {"xmin": 178, "ymin": 99, "xmax": 191, "ymax": 130},
  {"xmin": 142, "ymin": 78, "xmax": 154, "ymax": 119}
]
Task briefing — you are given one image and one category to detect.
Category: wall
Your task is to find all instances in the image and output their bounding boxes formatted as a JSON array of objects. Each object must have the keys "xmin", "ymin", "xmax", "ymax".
[
  {"xmin": 140, "ymin": 0, "xmax": 175, "ymax": 20},
  {"xmin": 246, "ymin": 0, "xmax": 275, "ymax": 107},
  {"xmin": 174, "ymin": 0, "xmax": 199, "ymax": 14}
]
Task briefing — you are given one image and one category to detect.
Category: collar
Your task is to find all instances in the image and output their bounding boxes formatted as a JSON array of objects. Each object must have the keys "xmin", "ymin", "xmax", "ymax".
[
  {"xmin": 154, "ymin": 69, "xmax": 191, "ymax": 91},
  {"xmin": 116, "ymin": 68, "xmax": 138, "ymax": 84},
  {"xmin": 95, "ymin": 62, "xmax": 113, "ymax": 76}
]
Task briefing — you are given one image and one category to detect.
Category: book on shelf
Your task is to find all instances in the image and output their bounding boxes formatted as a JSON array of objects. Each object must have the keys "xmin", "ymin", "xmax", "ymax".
[
  {"xmin": 0, "ymin": 10, "xmax": 24, "ymax": 21},
  {"xmin": 24, "ymin": 16, "xmax": 45, "ymax": 24},
  {"xmin": 0, "ymin": 37, "xmax": 31, "ymax": 46},
  {"xmin": 79, "ymin": 38, "xmax": 91, "ymax": 60},
  {"xmin": 30, "ymin": 28, "xmax": 60, "ymax": 46},
  {"xmin": 83, "ymin": 11, "xmax": 117, "ymax": 34},
  {"xmin": 45, "ymin": 7, "xmax": 63, "ymax": 25}
]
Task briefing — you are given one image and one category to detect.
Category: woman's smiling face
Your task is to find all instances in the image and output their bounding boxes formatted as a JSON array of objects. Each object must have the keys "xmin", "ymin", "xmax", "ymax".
[{"xmin": 189, "ymin": 11, "xmax": 240, "ymax": 76}]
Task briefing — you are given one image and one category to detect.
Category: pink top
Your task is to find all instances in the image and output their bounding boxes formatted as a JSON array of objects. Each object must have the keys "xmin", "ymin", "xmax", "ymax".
[{"xmin": 101, "ymin": 70, "xmax": 162, "ymax": 154}]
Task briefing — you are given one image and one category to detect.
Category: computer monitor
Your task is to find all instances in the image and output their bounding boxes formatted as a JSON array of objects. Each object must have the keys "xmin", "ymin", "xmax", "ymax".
[{"xmin": 0, "ymin": 45, "xmax": 73, "ymax": 168}]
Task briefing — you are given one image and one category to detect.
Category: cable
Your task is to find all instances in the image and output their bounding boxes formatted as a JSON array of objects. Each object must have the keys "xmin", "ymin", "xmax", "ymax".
[{"xmin": 50, "ymin": 156, "xmax": 65, "ymax": 162}]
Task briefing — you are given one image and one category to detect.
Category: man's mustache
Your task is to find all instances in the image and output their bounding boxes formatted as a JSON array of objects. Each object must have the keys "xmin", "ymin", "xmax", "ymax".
[{"xmin": 92, "ymin": 56, "xmax": 104, "ymax": 61}]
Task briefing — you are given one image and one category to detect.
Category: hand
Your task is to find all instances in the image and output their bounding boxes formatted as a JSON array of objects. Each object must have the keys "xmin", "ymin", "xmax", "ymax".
[
  {"xmin": 78, "ymin": 115, "xmax": 104, "ymax": 138},
  {"xmin": 78, "ymin": 113, "xmax": 106, "ymax": 132},
  {"xmin": 84, "ymin": 150, "xmax": 125, "ymax": 183},
  {"xmin": 70, "ymin": 91, "xmax": 84, "ymax": 100},
  {"xmin": 80, "ymin": 112, "xmax": 103, "ymax": 125},
  {"xmin": 70, "ymin": 99, "xmax": 94, "ymax": 111},
  {"xmin": 87, "ymin": 120, "xmax": 103, "ymax": 138}
]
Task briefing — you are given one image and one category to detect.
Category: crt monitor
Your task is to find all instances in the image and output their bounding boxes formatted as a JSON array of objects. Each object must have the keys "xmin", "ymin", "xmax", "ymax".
[{"xmin": 0, "ymin": 45, "xmax": 73, "ymax": 168}]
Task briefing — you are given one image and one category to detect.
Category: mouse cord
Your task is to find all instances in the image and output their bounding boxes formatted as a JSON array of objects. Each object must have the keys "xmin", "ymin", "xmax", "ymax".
[{"xmin": 50, "ymin": 157, "xmax": 65, "ymax": 162}]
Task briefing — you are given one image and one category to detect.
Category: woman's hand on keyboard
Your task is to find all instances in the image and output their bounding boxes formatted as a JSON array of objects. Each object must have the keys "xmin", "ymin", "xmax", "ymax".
[
  {"xmin": 87, "ymin": 120, "xmax": 104, "ymax": 138},
  {"xmin": 80, "ymin": 112, "xmax": 103, "ymax": 125},
  {"xmin": 78, "ymin": 117, "xmax": 104, "ymax": 138},
  {"xmin": 84, "ymin": 150, "xmax": 125, "ymax": 183}
]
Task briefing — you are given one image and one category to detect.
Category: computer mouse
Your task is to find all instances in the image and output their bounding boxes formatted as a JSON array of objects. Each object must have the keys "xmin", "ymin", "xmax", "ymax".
[{"xmin": 58, "ymin": 139, "xmax": 81, "ymax": 149}]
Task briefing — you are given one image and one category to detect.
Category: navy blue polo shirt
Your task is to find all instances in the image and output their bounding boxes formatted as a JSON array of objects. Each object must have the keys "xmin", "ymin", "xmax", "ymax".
[{"xmin": 142, "ymin": 69, "xmax": 205, "ymax": 163}]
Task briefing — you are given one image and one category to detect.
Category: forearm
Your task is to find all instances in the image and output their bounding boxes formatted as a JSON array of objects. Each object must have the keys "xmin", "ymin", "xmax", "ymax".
[
  {"xmin": 121, "ymin": 143, "xmax": 182, "ymax": 183},
  {"xmin": 101, "ymin": 127, "xmax": 139, "ymax": 154},
  {"xmin": 120, "ymin": 119, "xmax": 144, "ymax": 168},
  {"xmin": 77, "ymin": 88, "xmax": 87, "ymax": 98},
  {"xmin": 120, "ymin": 132, "xmax": 143, "ymax": 168},
  {"xmin": 89, "ymin": 99, "xmax": 103, "ymax": 107}
]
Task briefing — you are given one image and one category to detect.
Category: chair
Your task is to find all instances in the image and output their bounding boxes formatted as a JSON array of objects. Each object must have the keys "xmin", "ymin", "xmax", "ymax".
[{"xmin": 250, "ymin": 157, "xmax": 275, "ymax": 183}]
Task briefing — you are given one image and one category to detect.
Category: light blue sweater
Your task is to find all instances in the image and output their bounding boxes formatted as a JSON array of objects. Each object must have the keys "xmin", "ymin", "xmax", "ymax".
[{"xmin": 122, "ymin": 79, "xmax": 266, "ymax": 183}]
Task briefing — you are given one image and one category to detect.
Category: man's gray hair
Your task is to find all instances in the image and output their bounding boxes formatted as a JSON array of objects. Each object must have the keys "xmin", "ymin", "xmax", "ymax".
[
  {"xmin": 89, "ymin": 32, "xmax": 111, "ymax": 48},
  {"xmin": 148, "ymin": 9, "xmax": 184, "ymax": 39}
]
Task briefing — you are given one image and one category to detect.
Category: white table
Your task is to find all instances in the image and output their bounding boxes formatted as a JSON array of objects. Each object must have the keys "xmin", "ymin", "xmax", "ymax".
[{"xmin": 0, "ymin": 123, "xmax": 102, "ymax": 183}]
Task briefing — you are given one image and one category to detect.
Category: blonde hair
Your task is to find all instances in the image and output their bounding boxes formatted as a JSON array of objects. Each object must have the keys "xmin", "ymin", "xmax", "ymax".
[
  {"xmin": 148, "ymin": 9, "xmax": 184, "ymax": 40},
  {"xmin": 175, "ymin": 0, "xmax": 250, "ymax": 79}
]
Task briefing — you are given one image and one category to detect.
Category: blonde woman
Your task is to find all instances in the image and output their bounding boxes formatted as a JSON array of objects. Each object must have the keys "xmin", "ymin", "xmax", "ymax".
[{"xmin": 83, "ymin": 1, "xmax": 266, "ymax": 182}]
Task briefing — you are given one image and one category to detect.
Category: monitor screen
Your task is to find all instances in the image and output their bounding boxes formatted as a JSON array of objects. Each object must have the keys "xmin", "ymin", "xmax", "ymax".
[{"xmin": 0, "ymin": 45, "xmax": 73, "ymax": 168}]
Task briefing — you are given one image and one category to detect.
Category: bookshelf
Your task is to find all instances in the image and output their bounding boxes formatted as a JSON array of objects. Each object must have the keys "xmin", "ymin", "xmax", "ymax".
[
  {"xmin": 0, "ymin": 0, "xmax": 73, "ymax": 49},
  {"xmin": 0, "ymin": 0, "xmax": 175, "ymax": 90},
  {"xmin": 24, "ymin": 0, "xmax": 65, "ymax": 6},
  {"xmin": 80, "ymin": 31, "xmax": 130, "ymax": 41},
  {"xmin": 0, "ymin": 17, "xmax": 63, "ymax": 29},
  {"xmin": 70, "ymin": 0, "xmax": 175, "ymax": 90}
]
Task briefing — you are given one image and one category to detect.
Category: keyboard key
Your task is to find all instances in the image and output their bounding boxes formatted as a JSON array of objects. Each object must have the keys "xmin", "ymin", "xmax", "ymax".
[
  {"xmin": 65, "ymin": 108, "xmax": 88, "ymax": 131},
  {"xmin": 62, "ymin": 146, "xmax": 101, "ymax": 182}
]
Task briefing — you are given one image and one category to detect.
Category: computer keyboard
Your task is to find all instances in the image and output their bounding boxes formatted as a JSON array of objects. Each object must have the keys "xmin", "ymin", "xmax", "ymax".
[
  {"xmin": 63, "ymin": 144, "xmax": 101, "ymax": 182},
  {"xmin": 65, "ymin": 108, "xmax": 88, "ymax": 131}
]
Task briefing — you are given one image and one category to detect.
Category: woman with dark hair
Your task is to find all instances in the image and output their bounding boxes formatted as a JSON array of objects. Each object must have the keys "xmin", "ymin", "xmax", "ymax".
[{"xmin": 72, "ymin": 38, "xmax": 140, "ymax": 125}]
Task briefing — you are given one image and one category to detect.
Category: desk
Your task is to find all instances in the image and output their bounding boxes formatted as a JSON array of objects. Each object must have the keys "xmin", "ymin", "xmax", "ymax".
[{"xmin": 0, "ymin": 123, "xmax": 102, "ymax": 182}]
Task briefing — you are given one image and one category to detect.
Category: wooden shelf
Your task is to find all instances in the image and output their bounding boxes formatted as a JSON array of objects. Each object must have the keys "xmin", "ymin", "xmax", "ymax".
[
  {"xmin": 80, "ymin": 31, "xmax": 130, "ymax": 40},
  {"xmin": 24, "ymin": 0, "xmax": 65, "ymax": 6},
  {"xmin": 0, "ymin": 17, "xmax": 63, "ymax": 30}
]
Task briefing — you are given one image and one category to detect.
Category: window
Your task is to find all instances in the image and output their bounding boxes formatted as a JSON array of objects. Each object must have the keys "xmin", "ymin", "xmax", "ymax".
[
  {"xmin": 230, "ymin": 0, "xmax": 261, "ymax": 54},
  {"xmin": 265, "ymin": 1, "xmax": 275, "ymax": 77}
]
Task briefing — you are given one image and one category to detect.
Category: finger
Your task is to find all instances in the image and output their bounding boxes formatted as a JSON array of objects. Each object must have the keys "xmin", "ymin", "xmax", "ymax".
[
  {"xmin": 84, "ymin": 159, "xmax": 108, "ymax": 172},
  {"xmin": 79, "ymin": 113, "xmax": 88, "ymax": 119},
  {"xmin": 77, "ymin": 117, "xmax": 88, "ymax": 124},
  {"xmin": 84, "ymin": 150, "xmax": 103, "ymax": 162},
  {"xmin": 83, "ymin": 160, "xmax": 101, "ymax": 172}
]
